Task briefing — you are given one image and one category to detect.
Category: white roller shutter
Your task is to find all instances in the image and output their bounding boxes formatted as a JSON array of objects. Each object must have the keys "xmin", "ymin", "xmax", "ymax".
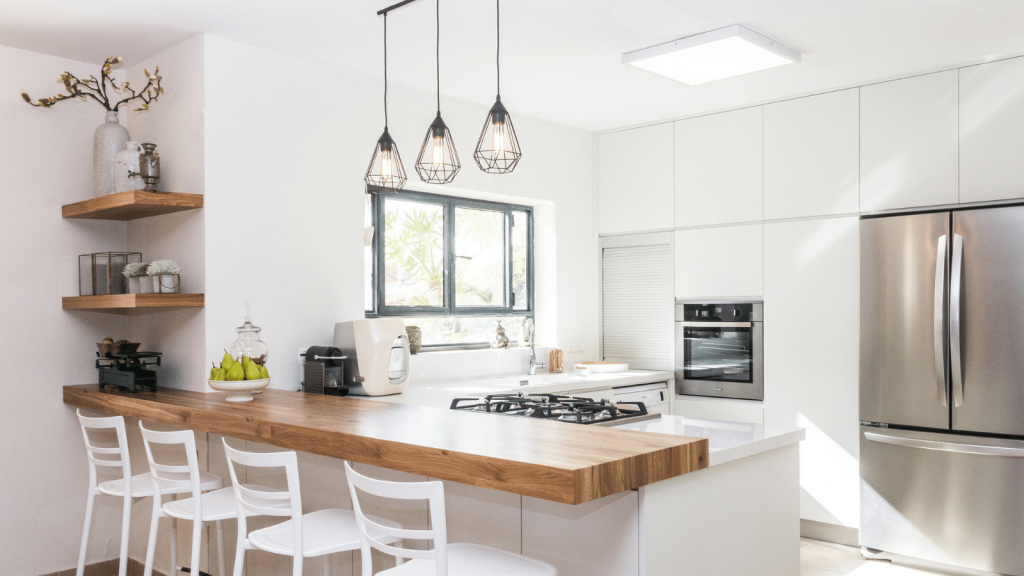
[{"xmin": 601, "ymin": 241, "xmax": 673, "ymax": 370}]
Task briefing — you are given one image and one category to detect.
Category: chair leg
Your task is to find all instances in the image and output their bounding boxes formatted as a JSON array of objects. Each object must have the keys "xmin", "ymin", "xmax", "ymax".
[
  {"xmin": 216, "ymin": 520, "xmax": 226, "ymax": 576},
  {"xmin": 144, "ymin": 494, "xmax": 162, "ymax": 576},
  {"xmin": 190, "ymin": 519, "xmax": 202, "ymax": 576},
  {"xmin": 324, "ymin": 554, "xmax": 332, "ymax": 576},
  {"xmin": 171, "ymin": 516, "xmax": 179, "ymax": 575},
  {"xmin": 394, "ymin": 541, "xmax": 403, "ymax": 566},
  {"xmin": 118, "ymin": 492, "xmax": 132, "ymax": 576},
  {"xmin": 75, "ymin": 489, "xmax": 97, "ymax": 576},
  {"xmin": 293, "ymin": 555, "xmax": 303, "ymax": 576}
]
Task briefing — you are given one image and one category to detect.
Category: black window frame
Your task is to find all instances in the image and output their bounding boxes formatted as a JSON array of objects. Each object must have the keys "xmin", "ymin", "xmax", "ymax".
[{"xmin": 365, "ymin": 189, "xmax": 534, "ymax": 323}]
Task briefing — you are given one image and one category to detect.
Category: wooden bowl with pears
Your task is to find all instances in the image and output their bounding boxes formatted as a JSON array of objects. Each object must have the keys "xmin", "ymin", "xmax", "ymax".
[{"xmin": 208, "ymin": 350, "xmax": 270, "ymax": 402}]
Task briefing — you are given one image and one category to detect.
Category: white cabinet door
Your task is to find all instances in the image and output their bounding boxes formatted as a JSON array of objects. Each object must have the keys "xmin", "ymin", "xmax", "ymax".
[
  {"xmin": 597, "ymin": 123, "xmax": 675, "ymax": 235},
  {"xmin": 763, "ymin": 217, "xmax": 860, "ymax": 528},
  {"xmin": 675, "ymin": 107, "xmax": 763, "ymax": 227},
  {"xmin": 764, "ymin": 89, "xmax": 860, "ymax": 219},
  {"xmin": 570, "ymin": 387, "xmax": 614, "ymax": 403},
  {"xmin": 860, "ymin": 71, "xmax": 959, "ymax": 212},
  {"xmin": 675, "ymin": 224, "xmax": 763, "ymax": 299},
  {"xmin": 960, "ymin": 57, "xmax": 1024, "ymax": 204}
]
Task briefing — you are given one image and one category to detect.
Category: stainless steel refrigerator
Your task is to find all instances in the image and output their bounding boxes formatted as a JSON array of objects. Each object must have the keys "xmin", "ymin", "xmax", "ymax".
[{"xmin": 861, "ymin": 205, "xmax": 1024, "ymax": 575}]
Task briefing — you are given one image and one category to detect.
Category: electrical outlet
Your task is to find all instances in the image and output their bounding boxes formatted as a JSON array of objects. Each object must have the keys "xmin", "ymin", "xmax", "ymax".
[{"xmin": 566, "ymin": 340, "xmax": 585, "ymax": 353}]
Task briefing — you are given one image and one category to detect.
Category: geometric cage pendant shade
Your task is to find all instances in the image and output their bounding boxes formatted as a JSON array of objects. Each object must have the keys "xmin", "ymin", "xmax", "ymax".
[
  {"xmin": 365, "ymin": 127, "xmax": 407, "ymax": 194},
  {"xmin": 415, "ymin": 113, "xmax": 461, "ymax": 184},
  {"xmin": 474, "ymin": 95, "xmax": 521, "ymax": 174}
]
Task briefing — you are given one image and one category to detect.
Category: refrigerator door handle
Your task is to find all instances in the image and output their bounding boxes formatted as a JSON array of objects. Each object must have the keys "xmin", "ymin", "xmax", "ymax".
[
  {"xmin": 934, "ymin": 234, "xmax": 948, "ymax": 407},
  {"xmin": 864, "ymin": 431, "xmax": 1024, "ymax": 457},
  {"xmin": 950, "ymin": 234, "xmax": 965, "ymax": 408}
]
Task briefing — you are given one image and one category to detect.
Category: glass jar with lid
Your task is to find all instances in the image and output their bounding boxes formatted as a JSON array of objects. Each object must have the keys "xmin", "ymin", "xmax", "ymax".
[{"xmin": 228, "ymin": 302, "xmax": 268, "ymax": 364}]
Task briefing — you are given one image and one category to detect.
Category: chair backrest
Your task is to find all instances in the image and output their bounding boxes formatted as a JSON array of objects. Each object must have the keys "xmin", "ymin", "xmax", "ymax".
[
  {"xmin": 222, "ymin": 438, "xmax": 302, "ymax": 554},
  {"xmin": 138, "ymin": 422, "xmax": 203, "ymax": 503},
  {"xmin": 77, "ymin": 409, "xmax": 132, "ymax": 489},
  {"xmin": 344, "ymin": 461, "xmax": 449, "ymax": 576}
]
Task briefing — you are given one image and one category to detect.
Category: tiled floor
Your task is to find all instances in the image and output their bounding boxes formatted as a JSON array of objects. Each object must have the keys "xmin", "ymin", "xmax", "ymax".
[{"xmin": 800, "ymin": 538, "xmax": 948, "ymax": 575}]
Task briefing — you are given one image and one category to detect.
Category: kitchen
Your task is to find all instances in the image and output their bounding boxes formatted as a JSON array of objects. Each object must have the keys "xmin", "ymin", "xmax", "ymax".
[{"xmin": 4, "ymin": 1, "xmax": 1024, "ymax": 576}]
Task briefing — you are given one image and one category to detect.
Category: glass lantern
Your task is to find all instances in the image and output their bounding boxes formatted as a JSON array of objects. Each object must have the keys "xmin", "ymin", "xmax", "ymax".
[
  {"xmin": 79, "ymin": 252, "xmax": 142, "ymax": 296},
  {"xmin": 228, "ymin": 302, "xmax": 269, "ymax": 364}
]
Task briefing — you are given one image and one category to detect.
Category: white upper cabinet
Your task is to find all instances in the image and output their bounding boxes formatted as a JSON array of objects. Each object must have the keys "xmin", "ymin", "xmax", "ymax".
[
  {"xmin": 675, "ymin": 107, "xmax": 763, "ymax": 228},
  {"xmin": 675, "ymin": 224, "xmax": 763, "ymax": 299},
  {"xmin": 764, "ymin": 90, "xmax": 860, "ymax": 219},
  {"xmin": 860, "ymin": 71, "xmax": 959, "ymax": 212},
  {"xmin": 597, "ymin": 123, "xmax": 675, "ymax": 235},
  {"xmin": 960, "ymin": 57, "xmax": 1024, "ymax": 204}
]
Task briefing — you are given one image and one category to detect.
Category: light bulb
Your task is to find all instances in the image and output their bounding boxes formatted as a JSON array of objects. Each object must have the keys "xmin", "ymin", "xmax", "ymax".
[
  {"xmin": 380, "ymin": 151, "xmax": 393, "ymax": 181},
  {"xmin": 492, "ymin": 121, "xmax": 506, "ymax": 156},
  {"xmin": 432, "ymin": 136, "xmax": 445, "ymax": 169}
]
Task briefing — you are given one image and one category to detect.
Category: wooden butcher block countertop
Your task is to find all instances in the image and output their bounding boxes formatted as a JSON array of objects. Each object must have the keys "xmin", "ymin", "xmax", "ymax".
[{"xmin": 63, "ymin": 384, "xmax": 708, "ymax": 505}]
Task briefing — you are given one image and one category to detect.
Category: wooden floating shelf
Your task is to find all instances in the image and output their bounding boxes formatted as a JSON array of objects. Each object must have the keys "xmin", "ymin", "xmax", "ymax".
[
  {"xmin": 63, "ymin": 293, "xmax": 205, "ymax": 311},
  {"xmin": 62, "ymin": 190, "xmax": 203, "ymax": 221}
]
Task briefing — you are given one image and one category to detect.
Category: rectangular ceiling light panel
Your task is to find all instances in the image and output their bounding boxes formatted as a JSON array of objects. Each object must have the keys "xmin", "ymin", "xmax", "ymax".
[{"xmin": 622, "ymin": 25, "xmax": 799, "ymax": 85}]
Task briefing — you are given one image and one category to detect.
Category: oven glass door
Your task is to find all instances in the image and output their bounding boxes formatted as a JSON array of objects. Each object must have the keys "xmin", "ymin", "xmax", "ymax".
[{"xmin": 682, "ymin": 325, "xmax": 754, "ymax": 384}]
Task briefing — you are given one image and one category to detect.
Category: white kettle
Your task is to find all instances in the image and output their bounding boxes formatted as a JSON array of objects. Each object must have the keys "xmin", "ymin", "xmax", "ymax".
[{"xmin": 333, "ymin": 318, "xmax": 411, "ymax": 396}]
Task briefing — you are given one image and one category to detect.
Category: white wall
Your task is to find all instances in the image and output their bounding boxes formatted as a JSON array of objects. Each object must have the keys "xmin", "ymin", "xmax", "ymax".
[
  {"xmin": 126, "ymin": 35, "xmax": 207, "ymax": 392},
  {"xmin": 202, "ymin": 35, "xmax": 596, "ymax": 392},
  {"xmin": 0, "ymin": 46, "xmax": 128, "ymax": 576}
]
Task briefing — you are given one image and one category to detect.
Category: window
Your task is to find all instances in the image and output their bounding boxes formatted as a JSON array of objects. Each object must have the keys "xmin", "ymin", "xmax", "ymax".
[{"xmin": 365, "ymin": 190, "xmax": 534, "ymax": 349}]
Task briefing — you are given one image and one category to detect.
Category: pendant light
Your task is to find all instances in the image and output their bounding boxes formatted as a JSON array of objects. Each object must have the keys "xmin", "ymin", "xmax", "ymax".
[
  {"xmin": 415, "ymin": 0, "xmax": 460, "ymax": 184},
  {"xmin": 365, "ymin": 11, "xmax": 407, "ymax": 194},
  {"xmin": 474, "ymin": 0, "xmax": 521, "ymax": 174}
]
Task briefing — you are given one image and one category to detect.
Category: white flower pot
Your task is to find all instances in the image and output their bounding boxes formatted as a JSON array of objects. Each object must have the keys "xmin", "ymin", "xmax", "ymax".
[{"xmin": 152, "ymin": 274, "xmax": 180, "ymax": 294}]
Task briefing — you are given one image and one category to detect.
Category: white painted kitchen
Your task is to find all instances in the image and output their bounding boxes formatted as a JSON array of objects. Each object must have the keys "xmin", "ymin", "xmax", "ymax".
[{"xmin": 4, "ymin": 2, "xmax": 1024, "ymax": 576}]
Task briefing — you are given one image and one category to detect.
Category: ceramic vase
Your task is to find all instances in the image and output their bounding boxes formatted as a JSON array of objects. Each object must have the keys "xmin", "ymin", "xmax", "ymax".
[
  {"xmin": 94, "ymin": 110, "xmax": 130, "ymax": 197},
  {"xmin": 405, "ymin": 326, "xmax": 422, "ymax": 355},
  {"xmin": 113, "ymin": 141, "xmax": 144, "ymax": 193}
]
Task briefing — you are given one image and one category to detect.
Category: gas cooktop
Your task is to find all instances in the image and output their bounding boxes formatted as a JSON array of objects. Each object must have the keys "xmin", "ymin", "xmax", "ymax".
[{"xmin": 449, "ymin": 392, "xmax": 661, "ymax": 426}]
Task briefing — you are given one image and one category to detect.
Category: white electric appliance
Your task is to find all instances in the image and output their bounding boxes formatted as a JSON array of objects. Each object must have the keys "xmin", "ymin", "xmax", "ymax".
[{"xmin": 333, "ymin": 318, "xmax": 410, "ymax": 396}]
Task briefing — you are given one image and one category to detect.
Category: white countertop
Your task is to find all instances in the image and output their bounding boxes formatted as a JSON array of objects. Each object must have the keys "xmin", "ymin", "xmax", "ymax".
[
  {"xmin": 364, "ymin": 370, "xmax": 675, "ymax": 409},
  {"xmin": 612, "ymin": 415, "xmax": 805, "ymax": 467}
]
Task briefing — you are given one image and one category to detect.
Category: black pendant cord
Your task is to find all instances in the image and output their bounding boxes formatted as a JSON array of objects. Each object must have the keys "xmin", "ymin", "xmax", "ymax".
[
  {"xmin": 385, "ymin": 13, "xmax": 390, "ymax": 128},
  {"xmin": 435, "ymin": 0, "xmax": 440, "ymax": 114},
  {"xmin": 496, "ymin": 0, "xmax": 500, "ymax": 97}
]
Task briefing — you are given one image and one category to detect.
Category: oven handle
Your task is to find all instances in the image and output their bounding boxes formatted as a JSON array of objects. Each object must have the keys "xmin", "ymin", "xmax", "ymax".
[{"xmin": 678, "ymin": 321, "xmax": 753, "ymax": 328}]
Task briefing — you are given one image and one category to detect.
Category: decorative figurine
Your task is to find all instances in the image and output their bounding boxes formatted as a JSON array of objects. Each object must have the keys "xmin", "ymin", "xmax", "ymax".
[{"xmin": 491, "ymin": 321, "xmax": 510, "ymax": 349}]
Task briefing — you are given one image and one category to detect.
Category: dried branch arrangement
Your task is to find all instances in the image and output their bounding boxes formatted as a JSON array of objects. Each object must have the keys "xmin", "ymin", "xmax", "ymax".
[{"xmin": 20, "ymin": 56, "xmax": 163, "ymax": 112}]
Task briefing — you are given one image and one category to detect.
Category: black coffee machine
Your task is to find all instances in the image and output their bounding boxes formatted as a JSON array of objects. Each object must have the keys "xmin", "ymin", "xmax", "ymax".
[{"xmin": 301, "ymin": 346, "xmax": 348, "ymax": 396}]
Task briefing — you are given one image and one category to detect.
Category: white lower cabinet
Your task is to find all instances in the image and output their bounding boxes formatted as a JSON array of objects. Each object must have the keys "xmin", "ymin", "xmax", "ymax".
[
  {"xmin": 570, "ymin": 387, "xmax": 614, "ymax": 403},
  {"xmin": 763, "ymin": 217, "xmax": 860, "ymax": 529},
  {"xmin": 674, "ymin": 395, "xmax": 764, "ymax": 424},
  {"xmin": 675, "ymin": 224, "xmax": 763, "ymax": 299}
]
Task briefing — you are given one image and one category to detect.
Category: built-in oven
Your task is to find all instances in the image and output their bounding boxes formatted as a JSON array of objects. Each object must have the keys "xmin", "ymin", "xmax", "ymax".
[{"xmin": 675, "ymin": 300, "xmax": 763, "ymax": 401}]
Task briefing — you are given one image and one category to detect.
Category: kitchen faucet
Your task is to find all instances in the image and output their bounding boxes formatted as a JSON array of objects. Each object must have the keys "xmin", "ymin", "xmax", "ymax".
[{"xmin": 524, "ymin": 318, "xmax": 547, "ymax": 375}]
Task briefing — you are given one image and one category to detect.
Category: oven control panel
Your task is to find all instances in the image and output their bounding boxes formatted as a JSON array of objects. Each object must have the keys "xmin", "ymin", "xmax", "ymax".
[{"xmin": 680, "ymin": 302, "xmax": 761, "ymax": 322}]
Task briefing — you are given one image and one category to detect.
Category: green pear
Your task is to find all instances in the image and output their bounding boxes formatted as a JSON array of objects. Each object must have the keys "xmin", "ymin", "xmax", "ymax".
[
  {"xmin": 244, "ymin": 360, "xmax": 261, "ymax": 381},
  {"xmin": 258, "ymin": 365, "xmax": 269, "ymax": 379},
  {"xmin": 222, "ymin": 350, "xmax": 235, "ymax": 370},
  {"xmin": 214, "ymin": 368, "xmax": 227, "ymax": 381},
  {"xmin": 210, "ymin": 362, "xmax": 219, "ymax": 380},
  {"xmin": 226, "ymin": 362, "xmax": 245, "ymax": 381}
]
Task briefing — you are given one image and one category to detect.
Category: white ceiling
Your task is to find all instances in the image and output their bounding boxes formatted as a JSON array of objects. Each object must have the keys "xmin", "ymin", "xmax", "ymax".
[{"xmin": 4, "ymin": 0, "xmax": 1024, "ymax": 132}]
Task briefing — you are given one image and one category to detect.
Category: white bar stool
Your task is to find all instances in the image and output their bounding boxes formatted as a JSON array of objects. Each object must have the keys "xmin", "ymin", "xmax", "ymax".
[
  {"xmin": 222, "ymin": 439, "xmax": 405, "ymax": 576},
  {"xmin": 74, "ymin": 410, "xmax": 223, "ymax": 576},
  {"xmin": 139, "ymin": 423, "xmax": 264, "ymax": 576},
  {"xmin": 344, "ymin": 461, "xmax": 557, "ymax": 576}
]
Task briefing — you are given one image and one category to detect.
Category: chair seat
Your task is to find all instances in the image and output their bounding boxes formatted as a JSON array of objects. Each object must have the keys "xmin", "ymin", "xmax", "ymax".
[
  {"xmin": 248, "ymin": 509, "xmax": 402, "ymax": 557},
  {"xmin": 98, "ymin": 471, "xmax": 223, "ymax": 498},
  {"xmin": 378, "ymin": 543, "xmax": 557, "ymax": 576},
  {"xmin": 163, "ymin": 485, "xmax": 274, "ymax": 521}
]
